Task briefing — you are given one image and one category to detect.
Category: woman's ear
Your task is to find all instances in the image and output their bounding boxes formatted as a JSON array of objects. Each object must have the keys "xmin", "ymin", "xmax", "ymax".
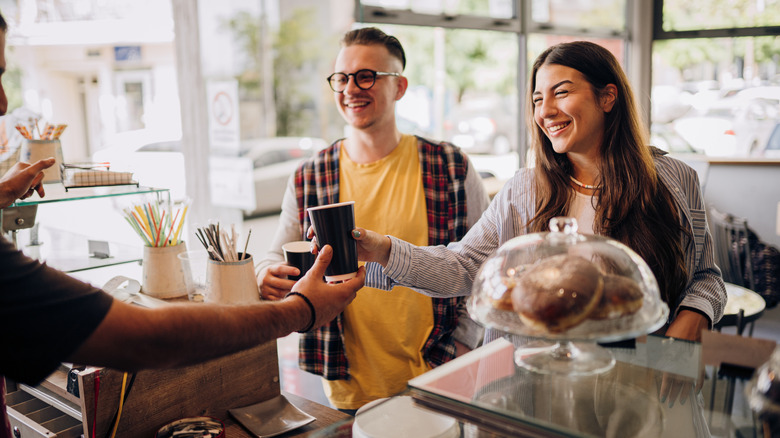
[{"xmin": 601, "ymin": 84, "xmax": 618, "ymax": 112}]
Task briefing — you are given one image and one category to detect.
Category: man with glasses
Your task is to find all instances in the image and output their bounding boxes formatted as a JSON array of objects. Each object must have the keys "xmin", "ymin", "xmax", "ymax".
[{"xmin": 256, "ymin": 27, "xmax": 489, "ymax": 415}]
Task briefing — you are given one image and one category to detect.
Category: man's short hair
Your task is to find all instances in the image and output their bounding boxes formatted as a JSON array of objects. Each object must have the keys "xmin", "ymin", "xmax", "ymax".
[
  {"xmin": 0, "ymin": 11, "xmax": 7, "ymax": 32},
  {"xmin": 341, "ymin": 27, "xmax": 406, "ymax": 71}
]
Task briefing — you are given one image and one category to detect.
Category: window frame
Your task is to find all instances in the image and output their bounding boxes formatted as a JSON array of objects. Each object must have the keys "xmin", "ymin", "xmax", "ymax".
[
  {"xmin": 652, "ymin": 0, "xmax": 780, "ymax": 40},
  {"xmin": 354, "ymin": 0, "xmax": 778, "ymax": 164},
  {"xmin": 354, "ymin": 0, "xmax": 634, "ymax": 166}
]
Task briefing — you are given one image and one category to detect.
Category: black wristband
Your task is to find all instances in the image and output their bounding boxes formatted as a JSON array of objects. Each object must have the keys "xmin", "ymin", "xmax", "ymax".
[{"xmin": 285, "ymin": 291, "xmax": 316, "ymax": 333}]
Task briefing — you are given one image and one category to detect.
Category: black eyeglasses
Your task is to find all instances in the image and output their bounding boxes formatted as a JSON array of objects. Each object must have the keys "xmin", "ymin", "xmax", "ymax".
[{"xmin": 326, "ymin": 69, "xmax": 400, "ymax": 93}]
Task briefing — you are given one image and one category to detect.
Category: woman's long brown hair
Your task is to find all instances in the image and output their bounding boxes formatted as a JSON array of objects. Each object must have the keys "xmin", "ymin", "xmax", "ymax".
[{"xmin": 527, "ymin": 41, "xmax": 689, "ymax": 308}]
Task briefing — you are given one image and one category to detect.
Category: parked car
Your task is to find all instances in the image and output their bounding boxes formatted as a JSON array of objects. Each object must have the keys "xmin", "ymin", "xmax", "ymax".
[
  {"xmin": 763, "ymin": 123, "xmax": 780, "ymax": 158},
  {"xmin": 673, "ymin": 96, "xmax": 779, "ymax": 156},
  {"xmin": 650, "ymin": 122, "xmax": 700, "ymax": 154},
  {"xmin": 241, "ymin": 137, "xmax": 328, "ymax": 217}
]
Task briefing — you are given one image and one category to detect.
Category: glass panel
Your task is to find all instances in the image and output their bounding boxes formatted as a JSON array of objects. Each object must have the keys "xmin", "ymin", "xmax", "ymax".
[
  {"xmin": 122, "ymin": 81, "xmax": 145, "ymax": 131},
  {"xmin": 28, "ymin": 0, "xmax": 173, "ymax": 23},
  {"xmin": 360, "ymin": 0, "xmax": 515, "ymax": 19},
  {"xmin": 528, "ymin": 34, "xmax": 626, "ymax": 72},
  {"xmin": 366, "ymin": 25, "xmax": 518, "ymax": 170},
  {"xmin": 531, "ymin": 0, "xmax": 626, "ymax": 32},
  {"xmin": 661, "ymin": 0, "xmax": 780, "ymax": 31},
  {"xmin": 652, "ymin": 36, "xmax": 780, "ymax": 157}
]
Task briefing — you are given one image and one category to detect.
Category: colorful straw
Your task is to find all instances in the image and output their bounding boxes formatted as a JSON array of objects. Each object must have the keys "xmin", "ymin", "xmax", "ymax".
[{"xmin": 123, "ymin": 199, "xmax": 190, "ymax": 247}]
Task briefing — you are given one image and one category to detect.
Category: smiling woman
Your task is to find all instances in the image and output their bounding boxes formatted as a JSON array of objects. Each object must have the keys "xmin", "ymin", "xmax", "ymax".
[{"xmin": 352, "ymin": 40, "xmax": 726, "ymax": 363}]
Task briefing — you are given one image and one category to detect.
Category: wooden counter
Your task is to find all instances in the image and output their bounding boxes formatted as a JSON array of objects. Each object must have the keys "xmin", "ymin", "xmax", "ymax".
[{"xmin": 225, "ymin": 391, "xmax": 352, "ymax": 437}]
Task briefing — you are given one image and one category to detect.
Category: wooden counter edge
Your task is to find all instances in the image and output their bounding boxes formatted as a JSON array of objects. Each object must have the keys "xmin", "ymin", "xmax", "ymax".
[{"xmin": 224, "ymin": 391, "xmax": 352, "ymax": 437}]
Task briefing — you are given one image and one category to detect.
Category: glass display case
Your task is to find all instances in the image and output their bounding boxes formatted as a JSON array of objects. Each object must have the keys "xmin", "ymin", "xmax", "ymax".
[{"xmin": 309, "ymin": 334, "xmax": 773, "ymax": 437}]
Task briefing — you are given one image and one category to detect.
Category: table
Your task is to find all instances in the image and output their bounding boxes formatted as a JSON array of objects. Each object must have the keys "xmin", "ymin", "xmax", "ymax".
[
  {"xmin": 715, "ymin": 282, "xmax": 766, "ymax": 332},
  {"xmin": 307, "ymin": 334, "xmax": 777, "ymax": 437}
]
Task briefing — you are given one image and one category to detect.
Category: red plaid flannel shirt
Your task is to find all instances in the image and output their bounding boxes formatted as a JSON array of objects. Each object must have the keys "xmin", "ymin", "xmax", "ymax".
[{"xmin": 294, "ymin": 136, "xmax": 470, "ymax": 380}]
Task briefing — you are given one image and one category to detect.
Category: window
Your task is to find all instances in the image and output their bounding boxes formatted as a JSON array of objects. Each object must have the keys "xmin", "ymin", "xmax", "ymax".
[
  {"xmin": 357, "ymin": 0, "xmax": 629, "ymax": 170},
  {"xmin": 659, "ymin": 0, "xmax": 780, "ymax": 32},
  {"xmin": 652, "ymin": 0, "xmax": 780, "ymax": 157}
]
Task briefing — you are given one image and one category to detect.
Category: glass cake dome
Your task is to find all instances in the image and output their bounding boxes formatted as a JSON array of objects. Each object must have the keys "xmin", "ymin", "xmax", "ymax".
[{"xmin": 468, "ymin": 217, "xmax": 669, "ymax": 375}]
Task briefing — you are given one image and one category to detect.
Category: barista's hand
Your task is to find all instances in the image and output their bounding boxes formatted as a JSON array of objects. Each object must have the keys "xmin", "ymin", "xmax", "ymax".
[
  {"xmin": 0, "ymin": 158, "xmax": 55, "ymax": 208},
  {"xmin": 257, "ymin": 262, "xmax": 300, "ymax": 300},
  {"xmin": 307, "ymin": 226, "xmax": 391, "ymax": 266},
  {"xmin": 659, "ymin": 310, "xmax": 709, "ymax": 406},
  {"xmin": 292, "ymin": 245, "xmax": 364, "ymax": 328}
]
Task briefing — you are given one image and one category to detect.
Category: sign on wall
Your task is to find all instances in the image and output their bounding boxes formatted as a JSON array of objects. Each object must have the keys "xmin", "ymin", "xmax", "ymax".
[{"xmin": 206, "ymin": 79, "xmax": 241, "ymax": 153}]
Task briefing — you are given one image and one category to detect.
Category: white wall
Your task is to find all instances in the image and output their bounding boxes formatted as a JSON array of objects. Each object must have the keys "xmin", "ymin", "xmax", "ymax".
[{"xmin": 700, "ymin": 160, "xmax": 780, "ymax": 248}]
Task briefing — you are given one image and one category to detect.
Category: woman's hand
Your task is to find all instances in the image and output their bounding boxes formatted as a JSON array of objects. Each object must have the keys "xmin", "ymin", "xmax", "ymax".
[
  {"xmin": 350, "ymin": 227, "xmax": 392, "ymax": 266},
  {"xmin": 306, "ymin": 226, "xmax": 392, "ymax": 267},
  {"xmin": 659, "ymin": 309, "xmax": 710, "ymax": 406},
  {"xmin": 665, "ymin": 309, "xmax": 709, "ymax": 343}
]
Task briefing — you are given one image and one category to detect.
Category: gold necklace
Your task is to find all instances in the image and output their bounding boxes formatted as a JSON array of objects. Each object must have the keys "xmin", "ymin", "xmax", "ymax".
[{"xmin": 569, "ymin": 175, "xmax": 601, "ymax": 190}]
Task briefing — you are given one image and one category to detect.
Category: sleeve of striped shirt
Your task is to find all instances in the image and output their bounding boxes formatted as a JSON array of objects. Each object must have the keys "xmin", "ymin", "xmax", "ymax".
[
  {"xmin": 658, "ymin": 156, "xmax": 726, "ymax": 324},
  {"xmin": 672, "ymin": 160, "xmax": 726, "ymax": 324},
  {"xmin": 364, "ymin": 170, "xmax": 532, "ymax": 298}
]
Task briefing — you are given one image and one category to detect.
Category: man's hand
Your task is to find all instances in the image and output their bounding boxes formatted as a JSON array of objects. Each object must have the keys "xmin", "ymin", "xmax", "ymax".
[
  {"xmin": 292, "ymin": 245, "xmax": 364, "ymax": 329},
  {"xmin": 0, "ymin": 158, "xmax": 56, "ymax": 208},
  {"xmin": 257, "ymin": 262, "xmax": 300, "ymax": 300}
]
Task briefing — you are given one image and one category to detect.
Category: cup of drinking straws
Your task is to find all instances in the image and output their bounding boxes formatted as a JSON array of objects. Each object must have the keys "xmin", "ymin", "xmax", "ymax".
[
  {"xmin": 194, "ymin": 222, "xmax": 258, "ymax": 304},
  {"xmin": 16, "ymin": 119, "xmax": 68, "ymax": 183},
  {"xmin": 123, "ymin": 200, "xmax": 190, "ymax": 299}
]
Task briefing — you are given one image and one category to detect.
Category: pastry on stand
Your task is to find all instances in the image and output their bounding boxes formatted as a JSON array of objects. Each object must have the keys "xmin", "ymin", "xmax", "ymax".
[{"xmin": 469, "ymin": 217, "xmax": 669, "ymax": 376}]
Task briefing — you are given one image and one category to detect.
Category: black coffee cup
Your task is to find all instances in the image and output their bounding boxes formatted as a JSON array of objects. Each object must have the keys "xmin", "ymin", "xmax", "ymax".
[
  {"xmin": 307, "ymin": 201, "xmax": 358, "ymax": 282},
  {"xmin": 282, "ymin": 241, "xmax": 316, "ymax": 281}
]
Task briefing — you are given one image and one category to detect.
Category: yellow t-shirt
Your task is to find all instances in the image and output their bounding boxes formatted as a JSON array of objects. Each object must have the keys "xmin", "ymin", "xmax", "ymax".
[{"xmin": 324, "ymin": 134, "xmax": 433, "ymax": 410}]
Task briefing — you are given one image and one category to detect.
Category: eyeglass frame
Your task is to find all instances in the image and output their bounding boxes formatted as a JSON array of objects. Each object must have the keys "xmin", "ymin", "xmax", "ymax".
[{"xmin": 326, "ymin": 69, "xmax": 401, "ymax": 93}]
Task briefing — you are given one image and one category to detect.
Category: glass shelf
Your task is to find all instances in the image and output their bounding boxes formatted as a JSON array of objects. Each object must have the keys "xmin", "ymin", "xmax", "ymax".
[
  {"xmin": 19, "ymin": 226, "xmax": 144, "ymax": 273},
  {"xmin": 2, "ymin": 183, "xmax": 170, "ymax": 273},
  {"xmin": 10, "ymin": 183, "xmax": 169, "ymax": 206}
]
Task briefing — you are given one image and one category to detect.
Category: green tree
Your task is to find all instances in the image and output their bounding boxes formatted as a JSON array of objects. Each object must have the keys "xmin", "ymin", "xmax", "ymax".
[
  {"xmin": 224, "ymin": 8, "xmax": 325, "ymax": 137},
  {"xmin": 272, "ymin": 8, "xmax": 323, "ymax": 136}
]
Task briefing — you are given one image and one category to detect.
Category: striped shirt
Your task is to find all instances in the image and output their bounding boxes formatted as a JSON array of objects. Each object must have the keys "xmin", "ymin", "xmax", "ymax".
[{"xmin": 367, "ymin": 153, "xmax": 726, "ymax": 341}]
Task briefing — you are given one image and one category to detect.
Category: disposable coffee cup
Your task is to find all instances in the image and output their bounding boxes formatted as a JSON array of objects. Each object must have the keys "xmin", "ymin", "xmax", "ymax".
[
  {"xmin": 307, "ymin": 201, "xmax": 358, "ymax": 282},
  {"xmin": 283, "ymin": 241, "xmax": 316, "ymax": 281}
]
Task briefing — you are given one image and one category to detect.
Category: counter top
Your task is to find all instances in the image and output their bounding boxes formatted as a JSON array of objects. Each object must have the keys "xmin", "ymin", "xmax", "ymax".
[
  {"xmin": 309, "ymin": 334, "xmax": 778, "ymax": 437},
  {"xmin": 226, "ymin": 392, "xmax": 351, "ymax": 437}
]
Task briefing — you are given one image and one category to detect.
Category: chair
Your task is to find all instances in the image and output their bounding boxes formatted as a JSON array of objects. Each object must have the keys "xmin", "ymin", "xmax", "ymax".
[
  {"xmin": 708, "ymin": 209, "xmax": 765, "ymax": 434},
  {"xmin": 709, "ymin": 208, "xmax": 756, "ymax": 291}
]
